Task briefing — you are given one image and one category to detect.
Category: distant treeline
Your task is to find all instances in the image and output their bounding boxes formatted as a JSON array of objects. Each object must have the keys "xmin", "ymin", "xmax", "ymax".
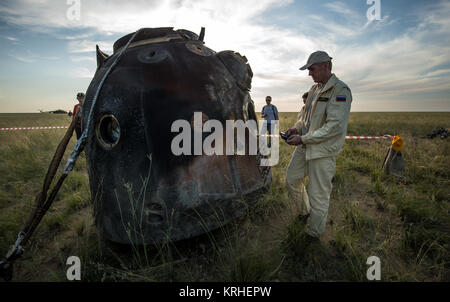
[{"xmin": 39, "ymin": 109, "xmax": 68, "ymax": 114}]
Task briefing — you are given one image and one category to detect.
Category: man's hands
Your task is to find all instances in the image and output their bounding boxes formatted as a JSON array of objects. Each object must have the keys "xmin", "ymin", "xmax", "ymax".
[
  {"xmin": 285, "ymin": 128, "xmax": 298, "ymax": 137},
  {"xmin": 285, "ymin": 128, "xmax": 303, "ymax": 146},
  {"xmin": 287, "ymin": 135, "xmax": 303, "ymax": 146}
]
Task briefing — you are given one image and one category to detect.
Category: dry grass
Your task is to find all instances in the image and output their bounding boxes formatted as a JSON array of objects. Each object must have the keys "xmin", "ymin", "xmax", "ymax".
[{"xmin": 0, "ymin": 112, "xmax": 449, "ymax": 282}]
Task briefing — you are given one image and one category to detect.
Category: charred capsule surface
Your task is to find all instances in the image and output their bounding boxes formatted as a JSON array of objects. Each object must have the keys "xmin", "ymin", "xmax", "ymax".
[{"xmin": 83, "ymin": 27, "xmax": 271, "ymax": 244}]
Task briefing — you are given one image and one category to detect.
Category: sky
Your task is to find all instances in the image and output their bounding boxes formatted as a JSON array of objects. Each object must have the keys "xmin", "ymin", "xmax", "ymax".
[{"xmin": 0, "ymin": 0, "xmax": 449, "ymax": 113}]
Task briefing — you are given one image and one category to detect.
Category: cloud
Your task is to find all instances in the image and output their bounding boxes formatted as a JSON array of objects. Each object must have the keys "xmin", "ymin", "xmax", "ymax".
[
  {"xmin": 5, "ymin": 36, "xmax": 19, "ymax": 41},
  {"xmin": 67, "ymin": 40, "xmax": 114, "ymax": 53},
  {"xmin": 42, "ymin": 56, "xmax": 60, "ymax": 60},
  {"xmin": 338, "ymin": 2, "xmax": 450, "ymax": 96},
  {"xmin": 8, "ymin": 52, "xmax": 36, "ymax": 63},
  {"xmin": 55, "ymin": 32, "xmax": 93, "ymax": 40},
  {"xmin": 336, "ymin": 34, "xmax": 449, "ymax": 98},
  {"xmin": 0, "ymin": 0, "xmax": 449, "ymax": 111},
  {"xmin": 54, "ymin": 0, "xmax": 313, "ymax": 94},
  {"xmin": 7, "ymin": 51, "xmax": 59, "ymax": 62},
  {"xmin": 362, "ymin": 13, "xmax": 393, "ymax": 30},
  {"xmin": 0, "ymin": 0, "xmax": 290, "ymax": 33},
  {"xmin": 323, "ymin": 1, "xmax": 358, "ymax": 18},
  {"xmin": 418, "ymin": 1, "xmax": 450, "ymax": 30},
  {"xmin": 73, "ymin": 67, "xmax": 95, "ymax": 78},
  {"xmin": 423, "ymin": 69, "xmax": 450, "ymax": 78},
  {"xmin": 0, "ymin": 0, "xmax": 71, "ymax": 33},
  {"xmin": 70, "ymin": 55, "xmax": 95, "ymax": 63}
]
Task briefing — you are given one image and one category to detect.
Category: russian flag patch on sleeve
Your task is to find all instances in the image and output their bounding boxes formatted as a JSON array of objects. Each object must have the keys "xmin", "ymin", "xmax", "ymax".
[{"xmin": 336, "ymin": 95, "xmax": 346, "ymax": 102}]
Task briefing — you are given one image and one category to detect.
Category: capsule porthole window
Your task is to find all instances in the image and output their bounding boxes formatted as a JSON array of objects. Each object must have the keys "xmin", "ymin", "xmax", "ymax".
[{"xmin": 96, "ymin": 114, "xmax": 121, "ymax": 149}]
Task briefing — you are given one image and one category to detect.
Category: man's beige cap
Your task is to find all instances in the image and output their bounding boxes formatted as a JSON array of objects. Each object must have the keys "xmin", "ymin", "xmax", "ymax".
[{"xmin": 299, "ymin": 51, "xmax": 332, "ymax": 70}]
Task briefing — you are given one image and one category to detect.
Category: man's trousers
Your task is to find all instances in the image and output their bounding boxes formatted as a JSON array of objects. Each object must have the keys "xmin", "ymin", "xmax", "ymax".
[
  {"xmin": 286, "ymin": 146, "xmax": 336, "ymax": 237},
  {"xmin": 263, "ymin": 120, "xmax": 273, "ymax": 148}
]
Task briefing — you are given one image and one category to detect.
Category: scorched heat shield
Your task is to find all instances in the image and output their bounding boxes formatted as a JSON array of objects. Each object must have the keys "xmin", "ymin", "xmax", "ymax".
[{"xmin": 82, "ymin": 27, "xmax": 272, "ymax": 244}]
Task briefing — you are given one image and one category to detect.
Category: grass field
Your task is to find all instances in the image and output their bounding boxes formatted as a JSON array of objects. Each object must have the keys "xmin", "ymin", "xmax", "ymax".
[{"xmin": 0, "ymin": 112, "xmax": 449, "ymax": 282}]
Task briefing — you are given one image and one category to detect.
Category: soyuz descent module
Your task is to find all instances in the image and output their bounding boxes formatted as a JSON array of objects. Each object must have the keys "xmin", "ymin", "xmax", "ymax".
[{"xmin": 83, "ymin": 27, "xmax": 272, "ymax": 244}]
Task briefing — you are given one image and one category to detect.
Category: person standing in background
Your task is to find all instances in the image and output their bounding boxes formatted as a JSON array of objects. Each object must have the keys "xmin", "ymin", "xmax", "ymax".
[
  {"xmin": 261, "ymin": 96, "xmax": 279, "ymax": 148},
  {"xmin": 73, "ymin": 92, "xmax": 85, "ymax": 140}
]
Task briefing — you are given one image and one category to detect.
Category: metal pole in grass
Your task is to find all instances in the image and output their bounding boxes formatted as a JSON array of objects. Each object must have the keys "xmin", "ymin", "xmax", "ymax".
[{"xmin": 0, "ymin": 29, "xmax": 143, "ymax": 281}]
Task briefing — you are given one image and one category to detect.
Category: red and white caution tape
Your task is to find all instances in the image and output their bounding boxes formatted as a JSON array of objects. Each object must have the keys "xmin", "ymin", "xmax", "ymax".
[
  {"xmin": 345, "ymin": 135, "xmax": 393, "ymax": 140},
  {"xmin": 261, "ymin": 134, "xmax": 394, "ymax": 140},
  {"xmin": 0, "ymin": 126, "xmax": 69, "ymax": 131},
  {"xmin": 1, "ymin": 126, "xmax": 395, "ymax": 142}
]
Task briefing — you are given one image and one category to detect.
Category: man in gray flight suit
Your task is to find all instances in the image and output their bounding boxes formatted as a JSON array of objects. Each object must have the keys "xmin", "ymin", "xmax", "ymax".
[{"xmin": 285, "ymin": 51, "xmax": 352, "ymax": 240}]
